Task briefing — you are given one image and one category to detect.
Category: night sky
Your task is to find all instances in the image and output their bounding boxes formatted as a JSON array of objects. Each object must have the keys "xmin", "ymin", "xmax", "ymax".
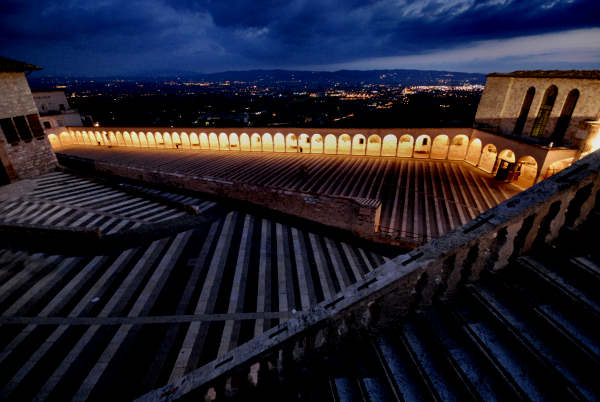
[{"xmin": 1, "ymin": 0, "xmax": 599, "ymax": 76}]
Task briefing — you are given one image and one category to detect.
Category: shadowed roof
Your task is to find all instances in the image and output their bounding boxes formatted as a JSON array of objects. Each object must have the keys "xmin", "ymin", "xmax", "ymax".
[
  {"xmin": 0, "ymin": 56, "xmax": 42, "ymax": 73},
  {"xmin": 488, "ymin": 70, "xmax": 600, "ymax": 79}
]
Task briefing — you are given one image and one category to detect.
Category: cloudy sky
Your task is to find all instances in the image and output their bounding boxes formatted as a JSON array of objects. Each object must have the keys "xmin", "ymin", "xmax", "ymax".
[{"xmin": 1, "ymin": 0, "xmax": 599, "ymax": 76}]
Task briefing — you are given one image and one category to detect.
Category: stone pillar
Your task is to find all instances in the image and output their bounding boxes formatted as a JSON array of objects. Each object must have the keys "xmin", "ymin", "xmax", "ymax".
[{"xmin": 576, "ymin": 120, "xmax": 600, "ymax": 161}]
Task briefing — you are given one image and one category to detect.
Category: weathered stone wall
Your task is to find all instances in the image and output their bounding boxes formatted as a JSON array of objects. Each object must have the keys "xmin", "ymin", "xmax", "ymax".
[
  {"xmin": 475, "ymin": 75, "xmax": 600, "ymax": 146},
  {"xmin": 0, "ymin": 72, "xmax": 57, "ymax": 180},
  {"xmin": 138, "ymin": 147, "xmax": 600, "ymax": 402},
  {"xmin": 60, "ymin": 155, "xmax": 382, "ymax": 237}
]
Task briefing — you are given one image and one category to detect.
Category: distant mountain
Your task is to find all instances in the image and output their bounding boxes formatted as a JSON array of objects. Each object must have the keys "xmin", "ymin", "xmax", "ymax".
[
  {"xmin": 33, "ymin": 69, "xmax": 486, "ymax": 87},
  {"xmin": 154, "ymin": 69, "xmax": 486, "ymax": 86}
]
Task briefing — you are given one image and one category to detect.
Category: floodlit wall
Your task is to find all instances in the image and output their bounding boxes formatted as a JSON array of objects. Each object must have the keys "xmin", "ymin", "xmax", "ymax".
[{"xmin": 50, "ymin": 126, "xmax": 572, "ymax": 188}]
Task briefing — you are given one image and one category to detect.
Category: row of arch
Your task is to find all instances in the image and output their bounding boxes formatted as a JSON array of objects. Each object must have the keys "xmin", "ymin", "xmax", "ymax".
[
  {"xmin": 48, "ymin": 130, "xmax": 541, "ymax": 188},
  {"xmin": 515, "ymin": 85, "xmax": 580, "ymax": 144},
  {"xmin": 52, "ymin": 130, "xmax": 477, "ymax": 159}
]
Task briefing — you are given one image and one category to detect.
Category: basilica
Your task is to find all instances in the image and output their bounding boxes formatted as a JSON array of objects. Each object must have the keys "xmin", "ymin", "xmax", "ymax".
[{"xmin": 1, "ymin": 57, "xmax": 599, "ymax": 401}]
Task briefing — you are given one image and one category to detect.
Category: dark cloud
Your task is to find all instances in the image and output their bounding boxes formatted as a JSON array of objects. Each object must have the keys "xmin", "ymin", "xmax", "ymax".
[{"xmin": 0, "ymin": 0, "xmax": 598, "ymax": 75}]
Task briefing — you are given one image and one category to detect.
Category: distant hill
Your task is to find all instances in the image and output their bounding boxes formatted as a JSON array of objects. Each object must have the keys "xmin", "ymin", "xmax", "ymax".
[
  {"xmin": 154, "ymin": 69, "xmax": 486, "ymax": 86},
  {"xmin": 31, "ymin": 69, "xmax": 486, "ymax": 87}
]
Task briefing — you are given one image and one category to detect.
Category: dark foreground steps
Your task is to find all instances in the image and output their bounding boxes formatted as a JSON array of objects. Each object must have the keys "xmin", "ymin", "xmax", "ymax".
[{"xmin": 202, "ymin": 227, "xmax": 600, "ymax": 402}]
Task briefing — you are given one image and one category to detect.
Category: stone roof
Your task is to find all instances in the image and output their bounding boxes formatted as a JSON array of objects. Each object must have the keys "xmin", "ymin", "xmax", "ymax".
[
  {"xmin": 488, "ymin": 70, "xmax": 600, "ymax": 79},
  {"xmin": 0, "ymin": 56, "xmax": 42, "ymax": 73}
]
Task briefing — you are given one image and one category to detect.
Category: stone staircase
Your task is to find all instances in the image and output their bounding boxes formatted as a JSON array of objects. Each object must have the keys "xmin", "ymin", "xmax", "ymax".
[{"xmin": 177, "ymin": 215, "xmax": 600, "ymax": 401}]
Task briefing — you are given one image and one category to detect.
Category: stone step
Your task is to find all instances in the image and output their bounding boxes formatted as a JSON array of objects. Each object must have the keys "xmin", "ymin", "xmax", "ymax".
[
  {"xmin": 467, "ymin": 284, "xmax": 594, "ymax": 400},
  {"xmin": 518, "ymin": 256, "xmax": 600, "ymax": 320}
]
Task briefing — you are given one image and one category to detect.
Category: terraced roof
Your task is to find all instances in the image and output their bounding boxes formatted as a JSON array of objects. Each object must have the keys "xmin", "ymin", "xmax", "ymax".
[{"xmin": 0, "ymin": 171, "xmax": 389, "ymax": 401}]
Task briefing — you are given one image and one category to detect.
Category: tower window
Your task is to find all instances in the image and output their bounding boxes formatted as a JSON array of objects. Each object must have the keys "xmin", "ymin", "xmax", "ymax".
[
  {"xmin": 513, "ymin": 87, "xmax": 535, "ymax": 136},
  {"xmin": 530, "ymin": 85, "xmax": 558, "ymax": 138},
  {"xmin": 13, "ymin": 116, "xmax": 33, "ymax": 141},
  {"xmin": 0, "ymin": 118, "xmax": 20, "ymax": 143},
  {"xmin": 26, "ymin": 114, "xmax": 45, "ymax": 137},
  {"xmin": 551, "ymin": 89, "xmax": 579, "ymax": 145}
]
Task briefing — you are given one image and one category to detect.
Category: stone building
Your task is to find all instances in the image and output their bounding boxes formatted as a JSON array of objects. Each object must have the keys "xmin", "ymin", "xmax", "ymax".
[
  {"xmin": 475, "ymin": 70, "xmax": 600, "ymax": 151},
  {"xmin": 33, "ymin": 90, "xmax": 83, "ymax": 129},
  {"xmin": 0, "ymin": 57, "xmax": 57, "ymax": 184}
]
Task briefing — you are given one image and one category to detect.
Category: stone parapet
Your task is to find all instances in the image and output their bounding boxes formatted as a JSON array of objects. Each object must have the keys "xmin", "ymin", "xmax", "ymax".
[
  {"xmin": 137, "ymin": 148, "xmax": 600, "ymax": 402},
  {"xmin": 57, "ymin": 154, "xmax": 382, "ymax": 238}
]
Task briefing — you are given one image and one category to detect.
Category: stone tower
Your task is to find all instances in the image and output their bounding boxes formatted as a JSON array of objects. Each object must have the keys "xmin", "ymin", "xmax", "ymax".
[{"xmin": 0, "ymin": 56, "xmax": 57, "ymax": 184}]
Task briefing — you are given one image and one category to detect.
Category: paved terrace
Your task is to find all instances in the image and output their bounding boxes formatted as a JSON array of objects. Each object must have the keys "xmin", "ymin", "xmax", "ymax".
[
  {"xmin": 0, "ymin": 174, "xmax": 391, "ymax": 401},
  {"xmin": 57, "ymin": 146, "xmax": 520, "ymax": 243},
  {"xmin": 0, "ymin": 171, "xmax": 215, "ymax": 234}
]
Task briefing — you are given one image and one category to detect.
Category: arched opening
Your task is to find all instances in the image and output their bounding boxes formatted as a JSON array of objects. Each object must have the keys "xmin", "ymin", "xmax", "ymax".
[
  {"xmin": 311, "ymin": 134, "xmax": 323, "ymax": 153},
  {"xmin": 448, "ymin": 135, "xmax": 469, "ymax": 160},
  {"xmin": 218, "ymin": 132, "xmax": 229, "ymax": 150},
  {"xmin": 298, "ymin": 134, "xmax": 310, "ymax": 153},
  {"xmin": 108, "ymin": 132, "xmax": 117, "ymax": 145},
  {"xmin": 190, "ymin": 133, "xmax": 199, "ymax": 148},
  {"xmin": 494, "ymin": 149, "xmax": 516, "ymax": 176},
  {"xmin": 48, "ymin": 134, "xmax": 61, "ymax": 148},
  {"xmin": 465, "ymin": 139, "xmax": 482, "ymax": 165},
  {"xmin": 514, "ymin": 87, "xmax": 535, "ymax": 136},
  {"xmin": 155, "ymin": 132, "xmax": 164, "ymax": 147},
  {"xmin": 262, "ymin": 133, "xmax": 274, "ymax": 152},
  {"xmin": 229, "ymin": 133, "xmax": 240, "ymax": 150},
  {"xmin": 208, "ymin": 133, "xmax": 219, "ymax": 149},
  {"xmin": 552, "ymin": 89, "xmax": 579, "ymax": 145},
  {"xmin": 147, "ymin": 132, "xmax": 156, "ymax": 147},
  {"xmin": 324, "ymin": 134, "xmax": 337, "ymax": 154},
  {"xmin": 251, "ymin": 133, "xmax": 261, "ymax": 151},
  {"xmin": 413, "ymin": 135, "xmax": 431, "ymax": 158},
  {"xmin": 397, "ymin": 135, "xmax": 414, "ymax": 157},
  {"xmin": 381, "ymin": 134, "xmax": 398, "ymax": 157},
  {"xmin": 240, "ymin": 133, "xmax": 250, "ymax": 151},
  {"xmin": 59, "ymin": 132, "xmax": 70, "ymax": 145},
  {"xmin": 515, "ymin": 156, "xmax": 538, "ymax": 189},
  {"xmin": 338, "ymin": 134, "xmax": 351, "ymax": 155},
  {"xmin": 531, "ymin": 85, "xmax": 558, "ymax": 138},
  {"xmin": 431, "ymin": 135, "xmax": 450, "ymax": 159},
  {"xmin": 286, "ymin": 133, "xmax": 297, "ymax": 152},
  {"xmin": 172, "ymin": 132, "xmax": 182, "ymax": 148},
  {"xmin": 478, "ymin": 144, "xmax": 497, "ymax": 173},
  {"xmin": 124, "ymin": 132, "xmax": 132, "ymax": 146},
  {"xmin": 352, "ymin": 134, "xmax": 366, "ymax": 155},
  {"xmin": 76, "ymin": 131, "xmax": 84, "ymax": 144},
  {"xmin": 274, "ymin": 133, "xmax": 285, "ymax": 152},
  {"xmin": 366, "ymin": 135, "xmax": 382, "ymax": 156},
  {"xmin": 181, "ymin": 133, "xmax": 191, "ymax": 148},
  {"xmin": 95, "ymin": 132, "xmax": 103, "ymax": 145},
  {"xmin": 81, "ymin": 132, "xmax": 89, "ymax": 145},
  {"xmin": 199, "ymin": 133, "xmax": 209, "ymax": 149},
  {"xmin": 544, "ymin": 157, "xmax": 574, "ymax": 179},
  {"xmin": 163, "ymin": 132, "xmax": 173, "ymax": 148},
  {"xmin": 139, "ymin": 132, "xmax": 148, "ymax": 147}
]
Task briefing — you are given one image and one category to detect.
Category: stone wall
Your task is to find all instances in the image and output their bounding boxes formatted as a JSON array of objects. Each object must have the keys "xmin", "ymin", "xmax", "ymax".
[
  {"xmin": 58, "ymin": 154, "xmax": 382, "ymax": 238},
  {"xmin": 0, "ymin": 72, "xmax": 57, "ymax": 180},
  {"xmin": 475, "ymin": 75, "xmax": 600, "ymax": 146},
  {"xmin": 138, "ymin": 147, "xmax": 600, "ymax": 402}
]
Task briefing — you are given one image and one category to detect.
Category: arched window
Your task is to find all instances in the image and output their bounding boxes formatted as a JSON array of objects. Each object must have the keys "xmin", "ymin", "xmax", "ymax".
[
  {"xmin": 530, "ymin": 85, "xmax": 558, "ymax": 138},
  {"xmin": 551, "ymin": 89, "xmax": 579, "ymax": 144},
  {"xmin": 513, "ymin": 87, "xmax": 535, "ymax": 136}
]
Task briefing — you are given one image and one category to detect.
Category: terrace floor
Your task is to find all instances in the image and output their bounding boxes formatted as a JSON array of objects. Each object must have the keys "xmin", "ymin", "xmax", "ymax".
[
  {"xmin": 57, "ymin": 146, "xmax": 521, "ymax": 242},
  {"xmin": 0, "ymin": 172, "xmax": 390, "ymax": 401}
]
